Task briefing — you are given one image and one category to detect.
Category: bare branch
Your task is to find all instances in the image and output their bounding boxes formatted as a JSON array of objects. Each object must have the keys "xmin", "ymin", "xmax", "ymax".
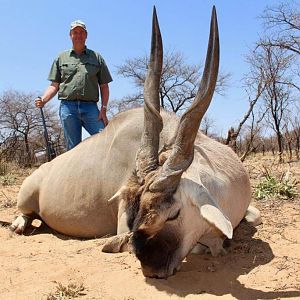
[{"xmin": 116, "ymin": 48, "xmax": 230, "ymax": 114}]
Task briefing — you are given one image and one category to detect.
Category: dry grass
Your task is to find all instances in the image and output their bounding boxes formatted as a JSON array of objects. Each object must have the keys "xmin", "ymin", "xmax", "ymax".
[
  {"xmin": 0, "ymin": 162, "xmax": 35, "ymax": 209},
  {"xmin": 46, "ymin": 282, "xmax": 86, "ymax": 299},
  {"xmin": 0, "ymin": 190, "xmax": 17, "ymax": 208},
  {"xmin": 244, "ymin": 152, "xmax": 300, "ymax": 191}
]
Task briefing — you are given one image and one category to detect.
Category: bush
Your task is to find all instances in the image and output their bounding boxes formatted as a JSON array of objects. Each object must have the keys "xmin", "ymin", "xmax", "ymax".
[
  {"xmin": 46, "ymin": 282, "xmax": 86, "ymax": 300},
  {"xmin": 0, "ymin": 174, "xmax": 16, "ymax": 186},
  {"xmin": 255, "ymin": 171, "xmax": 298, "ymax": 200}
]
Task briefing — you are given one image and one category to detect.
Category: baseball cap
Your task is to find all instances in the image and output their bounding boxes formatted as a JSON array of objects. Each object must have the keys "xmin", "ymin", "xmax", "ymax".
[{"xmin": 70, "ymin": 20, "xmax": 87, "ymax": 32}]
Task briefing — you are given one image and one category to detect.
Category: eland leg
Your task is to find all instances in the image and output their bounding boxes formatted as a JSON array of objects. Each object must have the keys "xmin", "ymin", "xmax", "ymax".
[
  {"xmin": 102, "ymin": 232, "xmax": 133, "ymax": 253},
  {"xmin": 198, "ymin": 234, "xmax": 227, "ymax": 256},
  {"xmin": 9, "ymin": 214, "xmax": 34, "ymax": 234}
]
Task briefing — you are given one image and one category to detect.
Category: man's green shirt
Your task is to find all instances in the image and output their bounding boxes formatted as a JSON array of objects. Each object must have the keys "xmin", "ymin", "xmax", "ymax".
[{"xmin": 48, "ymin": 48, "xmax": 113, "ymax": 102}]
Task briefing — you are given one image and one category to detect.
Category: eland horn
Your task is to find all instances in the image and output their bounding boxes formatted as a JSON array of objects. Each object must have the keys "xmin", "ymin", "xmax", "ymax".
[
  {"xmin": 136, "ymin": 6, "xmax": 163, "ymax": 182},
  {"xmin": 150, "ymin": 6, "xmax": 219, "ymax": 192}
]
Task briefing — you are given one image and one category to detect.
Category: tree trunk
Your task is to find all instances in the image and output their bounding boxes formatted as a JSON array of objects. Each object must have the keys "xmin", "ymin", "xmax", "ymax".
[
  {"xmin": 24, "ymin": 134, "xmax": 32, "ymax": 167},
  {"xmin": 276, "ymin": 131, "xmax": 283, "ymax": 163}
]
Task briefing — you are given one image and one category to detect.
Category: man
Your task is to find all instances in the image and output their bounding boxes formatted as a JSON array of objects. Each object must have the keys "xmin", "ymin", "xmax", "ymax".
[{"xmin": 35, "ymin": 20, "xmax": 113, "ymax": 150}]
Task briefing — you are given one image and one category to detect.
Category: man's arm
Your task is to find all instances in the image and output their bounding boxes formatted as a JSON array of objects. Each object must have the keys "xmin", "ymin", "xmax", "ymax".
[
  {"xmin": 98, "ymin": 83, "xmax": 110, "ymax": 125},
  {"xmin": 35, "ymin": 82, "xmax": 60, "ymax": 108}
]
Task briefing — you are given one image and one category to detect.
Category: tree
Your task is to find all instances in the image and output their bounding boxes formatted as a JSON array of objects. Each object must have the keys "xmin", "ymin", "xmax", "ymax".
[
  {"xmin": 233, "ymin": 2, "xmax": 300, "ymax": 161},
  {"xmin": 284, "ymin": 105, "xmax": 300, "ymax": 159},
  {"xmin": 116, "ymin": 49, "xmax": 230, "ymax": 114},
  {"xmin": 0, "ymin": 90, "xmax": 62, "ymax": 165},
  {"xmin": 259, "ymin": 2, "xmax": 300, "ymax": 92},
  {"xmin": 224, "ymin": 54, "xmax": 268, "ymax": 159},
  {"xmin": 260, "ymin": 2, "xmax": 300, "ymax": 56},
  {"xmin": 200, "ymin": 115, "xmax": 216, "ymax": 137},
  {"xmin": 247, "ymin": 44, "xmax": 296, "ymax": 162},
  {"xmin": 225, "ymin": 82, "xmax": 266, "ymax": 155}
]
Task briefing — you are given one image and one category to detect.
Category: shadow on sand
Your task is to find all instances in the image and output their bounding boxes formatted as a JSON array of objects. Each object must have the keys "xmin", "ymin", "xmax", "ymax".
[
  {"xmin": 1, "ymin": 220, "xmax": 84, "ymax": 241},
  {"xmin": 145, "ymin": 221, "xmax": 300, "ymax": 300},
  {"xmin": 2, "ymin": 219, "xmax": 299, "ymax": 299}
]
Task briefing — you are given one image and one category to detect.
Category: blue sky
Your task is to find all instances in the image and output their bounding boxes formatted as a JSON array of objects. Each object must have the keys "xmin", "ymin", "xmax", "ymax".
[{"xmin": 0, "ymin": 0, "xmax": 285, "ymax": 136}]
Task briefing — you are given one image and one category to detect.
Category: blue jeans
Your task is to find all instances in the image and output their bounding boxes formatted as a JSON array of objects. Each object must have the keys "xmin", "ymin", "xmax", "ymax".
[{"xmin": 59, "ymin": 100, "xmax": 105, "ymax": 150}]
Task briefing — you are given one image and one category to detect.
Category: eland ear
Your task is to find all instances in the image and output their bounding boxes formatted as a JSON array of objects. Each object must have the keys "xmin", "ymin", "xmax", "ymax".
[
  {"xmin": 200, "ymin": 204, "xmax": 233, "ymax": 239},
  {"xmin": 177, "ymin": 178, "xmax": 233, "ymax": 239},
  {"xmin": 107, "ymin": 180, "xmax": 140, "ymax": 206},
  {"xmin": 107, "ymin": 186, "xmax": 128, "ymax": 206}
]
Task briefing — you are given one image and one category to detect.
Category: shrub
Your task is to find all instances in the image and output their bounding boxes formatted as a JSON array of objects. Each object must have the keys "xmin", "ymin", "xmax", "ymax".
[
  {"xmin": 46, "ymin": 282, "xmax": 86, "ymax": 300},
  {"xmin": 255, "ymin": 172, "xmax": 298, "ymax": 200},
  {"xmin": 0, "ymin": 174, "xmax": 16, "ymax": 186}
]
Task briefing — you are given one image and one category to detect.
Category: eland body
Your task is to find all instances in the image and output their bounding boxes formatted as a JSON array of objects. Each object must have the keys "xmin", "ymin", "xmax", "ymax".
[{"xmin": 11, "ymin": 7, "xmax": 260, "ymax": 278}]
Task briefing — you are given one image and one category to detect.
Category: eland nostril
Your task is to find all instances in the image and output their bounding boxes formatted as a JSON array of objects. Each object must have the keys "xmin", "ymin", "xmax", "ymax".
[
  {"xmin": 141, "ymin": 266, "xmax": 168, "ymax": 279},
  {"xmin": 152, "ymin": 273, "xmax": 168, "ymax": 279},
  {"xmin": 141, "ymin": 266, "xmax": 154, "ymax": 278}
]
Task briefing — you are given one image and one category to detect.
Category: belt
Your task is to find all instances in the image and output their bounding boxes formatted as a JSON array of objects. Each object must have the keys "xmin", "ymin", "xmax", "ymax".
[{"xmin": 61, "ymin": 99, "xmax": 97, "ymax": 103}]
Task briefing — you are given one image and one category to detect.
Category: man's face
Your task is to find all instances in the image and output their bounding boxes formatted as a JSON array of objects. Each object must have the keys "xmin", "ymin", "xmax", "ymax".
[{"xmin": 70, "ymin": 27, "xmax": 87, "ymax": 47}]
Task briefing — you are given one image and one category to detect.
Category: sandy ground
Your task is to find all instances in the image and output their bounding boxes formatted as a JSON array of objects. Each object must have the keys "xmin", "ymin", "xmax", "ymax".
[{"xmin": 0, "ymin": 154, "xmax": 299, "ymax": 300}]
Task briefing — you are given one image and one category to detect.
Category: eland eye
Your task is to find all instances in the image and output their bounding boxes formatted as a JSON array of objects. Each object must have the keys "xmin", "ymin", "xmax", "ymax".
[{"xmin": 167, "ymin": 209, "xmax": 180, "ymax": 222}]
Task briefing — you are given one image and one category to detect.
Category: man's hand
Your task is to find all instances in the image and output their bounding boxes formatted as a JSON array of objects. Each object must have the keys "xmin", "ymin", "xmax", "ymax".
[
  {"xmin": 98, "ymin": 107, "xmax": 108, "ymax": 126},
  {"xmin": 35, "ymin": 97, "xmax": 45, "ymax": 108},
  {"xmin": 34, "ymin": 82, "xmax": 59, "ymax": 109}
]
